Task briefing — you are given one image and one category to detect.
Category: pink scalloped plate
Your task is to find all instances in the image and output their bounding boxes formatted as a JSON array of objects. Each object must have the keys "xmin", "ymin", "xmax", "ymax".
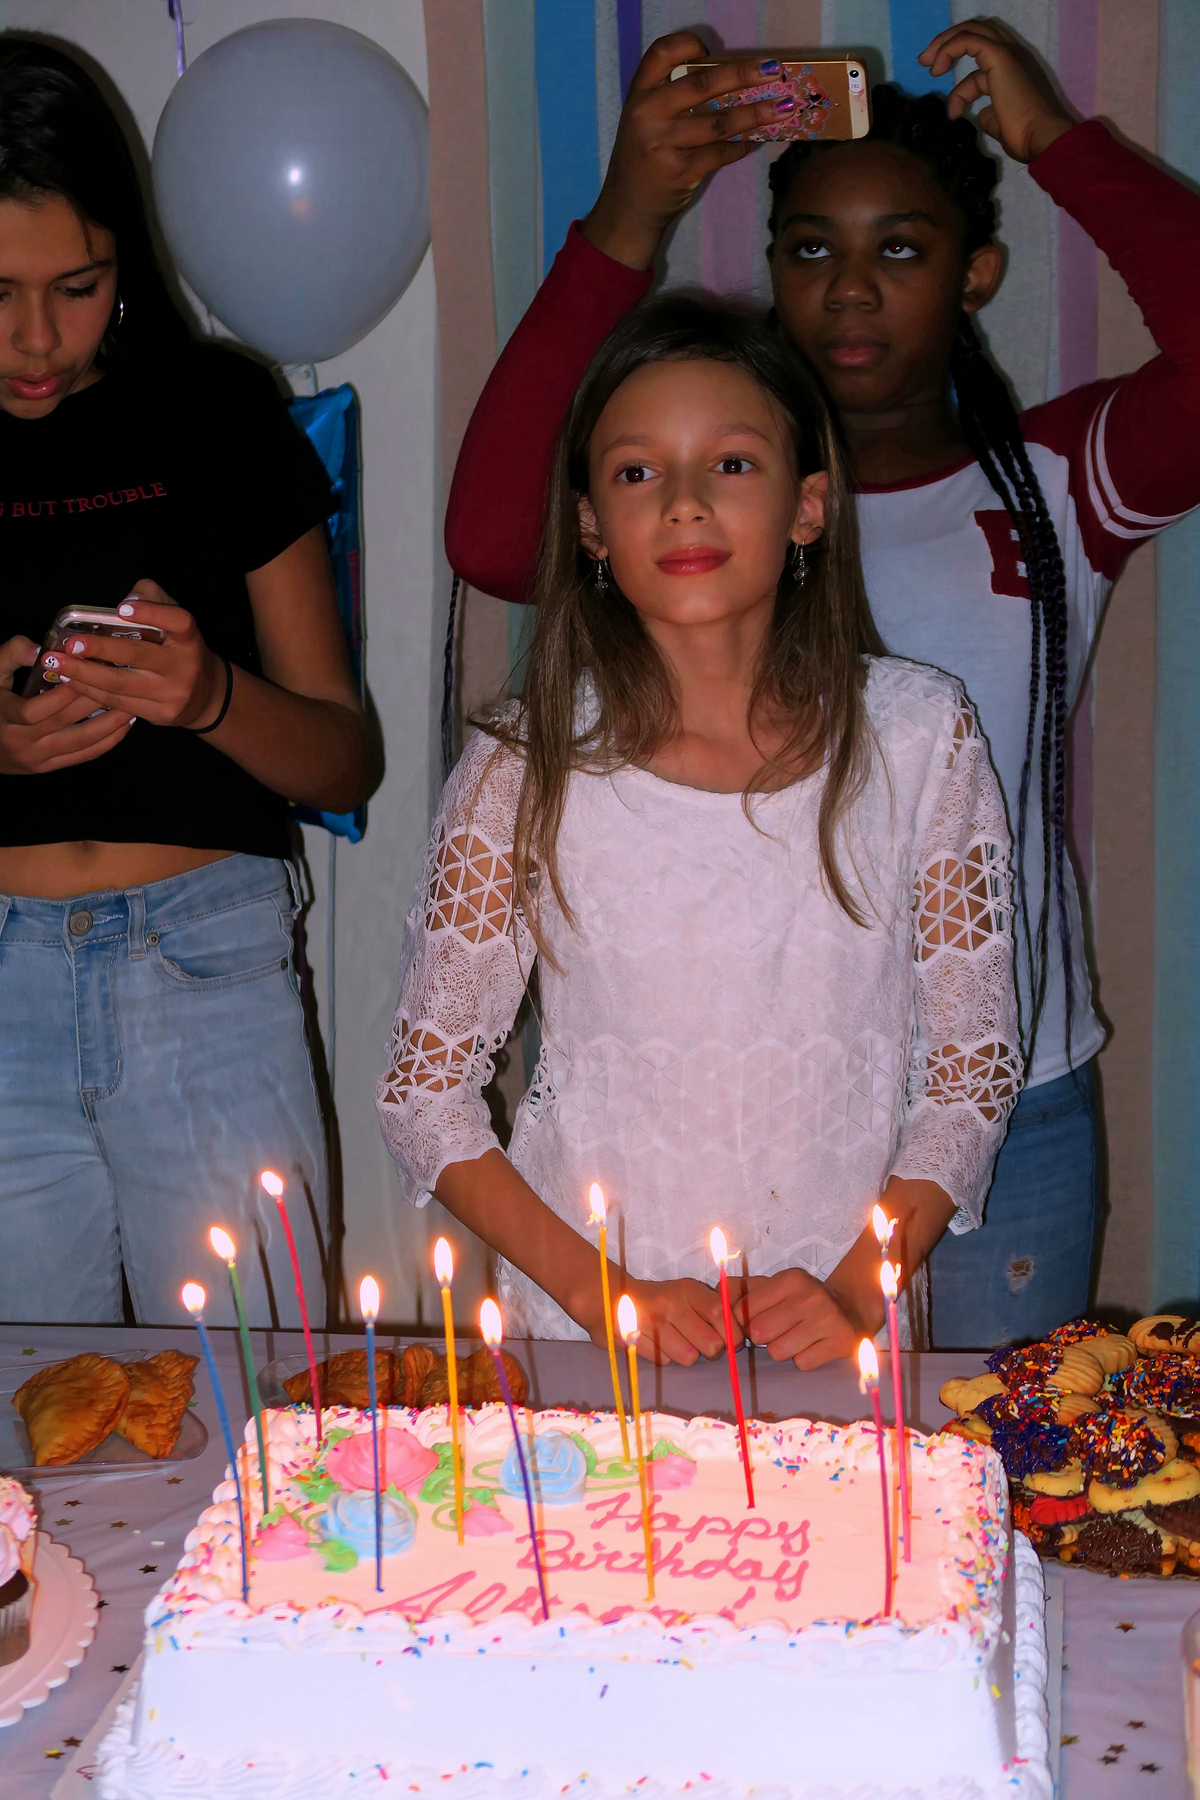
[{"xmin": 0, "ymin": 1533, "xmax": 98, "ymax": 1727}]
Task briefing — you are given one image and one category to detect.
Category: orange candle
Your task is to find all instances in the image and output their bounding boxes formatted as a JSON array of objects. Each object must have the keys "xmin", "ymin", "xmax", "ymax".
[
  {"xmin": 617, "ymin": 1295, "xmax": 655, "ymax": 1604},
  {"xmin": 587, "ymin": 1185, "xmax": 631, "ymax": 1462},
  {"xmin": 880, "ymin": 1259, "xmax": 912, "ymax": 1562},
  {"xmin": 433, "ymin": 1237, "xmax": 465, "ymax": 1543}
]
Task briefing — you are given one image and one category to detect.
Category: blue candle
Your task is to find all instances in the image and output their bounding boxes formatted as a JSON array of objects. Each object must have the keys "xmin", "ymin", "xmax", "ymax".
[
  {"xmin": 480, "ymin": 1298, "xmax": 549, "ymax": 1621},
  {"xmin": 359, "ymin": 1277, "xmax": 383, "ymax": 1593},
  {"xmin": 182, "ymin": 1283, "xmax": 249, "ymax": 1604}
]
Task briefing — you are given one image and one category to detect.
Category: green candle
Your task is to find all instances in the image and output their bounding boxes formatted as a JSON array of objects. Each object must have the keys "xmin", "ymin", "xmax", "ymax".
[{"xmin": 209, "ymin": 1226, "xmax": 269, "ymax": 1514}]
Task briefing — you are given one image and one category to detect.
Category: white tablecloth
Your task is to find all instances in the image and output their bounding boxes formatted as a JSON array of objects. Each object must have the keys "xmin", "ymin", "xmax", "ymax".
[{"xmin": 0, "ymin": 1323, "xmax": 1191, "ymax": 1797}]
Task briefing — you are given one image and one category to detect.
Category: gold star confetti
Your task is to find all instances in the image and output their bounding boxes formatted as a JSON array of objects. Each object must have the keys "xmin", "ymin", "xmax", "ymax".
[
  {"xmin": 44, "ymin": 1748, "xmax": 63, "ymax": 1759},
  {"xmin": 1129, "ymin": 1721, "xmax": 1146, "ymax": 1729},
  {"xmin": 1116, "ymin": 1621, "xmax": 1136, "ymax": 1632},
  {"xmin": 166, "ymin": 1475, "xmax": 182, "ymax": 1484},
  {"xmin": 139, "ymin": 1564, "xmax": 157, "ymax": 1574},
  {"xmin": 1141, "ymin": 1764, "xmax": 1161, "ymax": 1773},
  {"xmin": 21, "ymin": 1347, "xmax": 35, "ymax": 1356},
  {"xmin": 63, "ymin": 1737, "xmax": 81, "ymax": 1747},
  {"xmin": 109, "ymin": 1520, "xmax": 127, "ymax": 1529},
  {"xmin": 1061, "ymin": 1736, "xmax": 1078, "ymax": 1746}
]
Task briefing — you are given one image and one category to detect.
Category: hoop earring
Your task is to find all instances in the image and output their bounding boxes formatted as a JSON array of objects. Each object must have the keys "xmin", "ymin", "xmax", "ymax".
[
  {"xmin": 594, "ymin": 556, "xmax": 612, "ymax": 595},
  {"xmin": 788, "ymin": 540, "xmax": 807, "ymax": 586}
]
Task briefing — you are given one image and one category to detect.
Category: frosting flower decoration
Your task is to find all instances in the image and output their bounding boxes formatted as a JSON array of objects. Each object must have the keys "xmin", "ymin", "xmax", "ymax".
[
  {"xmin": 0, "ymin": 1524, "xmax": 19, "ymax": 1586},
  {"xmin": 463, "ymin": 1499, "xmax": 513, "ymax": 1537},
  {"xmin": 326, "ymin": 1427, "xmax": 438, "ymax": 1495},
  {"xmin": 0, "ymin": 1478, "xmax": 34, "ymax": 1542},
  {"xmin": 500, "ymin": 1429, "xmax": 588, "ymax": 1506},
  {"xmin": 254, "ymin": 1515, "xmax": 312, "ymax": 1561},
  {"xmin": 321, "ymin": 1490, "xmax": 416, "ymax": 1557}
]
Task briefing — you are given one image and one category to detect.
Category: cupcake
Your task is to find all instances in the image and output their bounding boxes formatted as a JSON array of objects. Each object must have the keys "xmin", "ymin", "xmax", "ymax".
[{"xmin": 0, "ymin": 1525, "xmax": 32, "ymax": 1665}]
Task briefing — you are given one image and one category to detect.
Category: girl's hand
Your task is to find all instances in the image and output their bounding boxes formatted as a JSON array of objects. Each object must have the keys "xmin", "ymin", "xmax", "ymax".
[
  {"xmin": 919, "ymin": 17, "xmax": 1074, "ymax": 164},
  {"xmin": 0, "ymin": 634, "xmax": 135, "ymax": 774},
  {"xmin": 615, "ymin": 1274, "xmax": 734, "ymax": 1366},
  {"xmin": 738, "ymin": 1267, "xmax": 866, "ymax": 1371},
  {"xmin": 53, "ymin": 580, "xmax": 226, "ymax": 730},
  {"xmin": 583, "ymin": 34, "xmax": 795, "ymax": 270}
]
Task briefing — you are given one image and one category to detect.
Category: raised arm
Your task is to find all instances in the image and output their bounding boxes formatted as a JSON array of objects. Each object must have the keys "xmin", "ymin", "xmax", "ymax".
[{"xmin": 444, "ymin": 34, "xmax": 786, "ymax": 601}]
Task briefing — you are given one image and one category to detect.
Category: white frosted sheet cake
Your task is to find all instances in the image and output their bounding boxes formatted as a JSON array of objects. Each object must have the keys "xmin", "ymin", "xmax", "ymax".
[{"xmin": 97, "ymin": 1405, "xmax": 1051, "ymax": 1799}]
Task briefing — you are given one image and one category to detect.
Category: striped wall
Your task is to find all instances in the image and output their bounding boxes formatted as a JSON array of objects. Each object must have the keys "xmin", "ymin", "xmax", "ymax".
[{"xmin": 425, "ymin": 0, "xmax": 1185, "ymax": 1313}]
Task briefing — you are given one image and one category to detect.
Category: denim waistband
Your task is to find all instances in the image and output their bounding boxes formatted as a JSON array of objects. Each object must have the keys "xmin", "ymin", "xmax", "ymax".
[{"xmin": 0, "ymin": 854, "xmax": 299, "ymax": 956}]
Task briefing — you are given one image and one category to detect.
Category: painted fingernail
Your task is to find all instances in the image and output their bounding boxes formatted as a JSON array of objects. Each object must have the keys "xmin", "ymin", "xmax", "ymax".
[
  {"xmin": 775, "ymin": 97, "xmax": 796, "ymax": 112},
  {"xmin": 68, "ymin": 639, "xmax": 86, "ymax": 655},
  {"xmin": 706, "ymin": 97, "xmax": 722, "ymax": 111},
  {"xmin": 759, "ymin": 59, "xmax": 780, "ymax": 75},
  {"xmin": 118, "ymin": 602, "xmax": 135, "ymax": 617},
  {"xmin": 44, "ymin": 655, "xmax": 59, "ymax": 670},
  {"xmin": 57, "ymin": 674, "xmax": 70, "ymax": 684}
]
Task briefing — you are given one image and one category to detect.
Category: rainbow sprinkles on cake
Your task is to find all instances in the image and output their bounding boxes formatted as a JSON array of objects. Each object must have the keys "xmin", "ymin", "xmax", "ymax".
[{"xmin": 96, "ymin": 1403, "xmax": 1052, "ymax": 1798}]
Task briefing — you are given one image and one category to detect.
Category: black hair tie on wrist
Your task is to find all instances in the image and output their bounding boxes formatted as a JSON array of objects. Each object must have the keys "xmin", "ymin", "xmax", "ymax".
[{"xmin": 188, "ymin": 656, "xmax": 233, "ymax": 735}]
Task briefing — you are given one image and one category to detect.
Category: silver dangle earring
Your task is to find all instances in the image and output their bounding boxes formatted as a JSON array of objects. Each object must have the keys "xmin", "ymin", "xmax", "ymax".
[
  {"xmin": 788, "ymin": 540, "xmax": 808, "ymax": 587},
  {"xmin": 116, "ymin": 296, "xmax": 125, "ymax": 328},
  {"xmin": 594, "ymin": 556, "xmax": 612, "ymax": 595}
]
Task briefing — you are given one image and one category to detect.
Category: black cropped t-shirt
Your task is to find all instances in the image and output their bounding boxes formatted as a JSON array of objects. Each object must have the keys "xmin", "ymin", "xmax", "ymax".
[{"xmin": 0, "ymin": 345, "xmax": 332, "ymax": 858}]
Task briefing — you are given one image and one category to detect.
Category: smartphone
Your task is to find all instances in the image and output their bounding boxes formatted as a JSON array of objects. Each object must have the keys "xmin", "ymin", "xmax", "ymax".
[
  {"xmin": 671, "ymin": 56, "xmax": 871, "ymax": 143},
  {"xmin": 23, "ymin": 605, "xmax": 167, "ymax": 698}
]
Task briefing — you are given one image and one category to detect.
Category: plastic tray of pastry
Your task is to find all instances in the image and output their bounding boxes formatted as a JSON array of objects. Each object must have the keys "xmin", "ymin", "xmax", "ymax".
[
  {"xmin": 0, "ymin": 1348, "xmax": 208, "ymax": 1478},
  {"xmin": 938, "ymin": 1314, "xmax": 1200, "ymax": 1578}
]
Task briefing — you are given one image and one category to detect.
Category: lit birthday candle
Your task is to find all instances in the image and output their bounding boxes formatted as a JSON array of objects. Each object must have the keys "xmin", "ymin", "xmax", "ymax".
[
  {"xmin": 358, "ymin": 1275, "xmax": 384, "ymax": 1593},
  {"xmin": 871, "ymin": 1203, "xmax": 897, "ymax": 1261},
  {"xmin": 260, "ymin": 1169, "xmax": 322, "ymax": 1447},
  {"xmin": 709, "ymin": 1227, "xmax": 755, "ymax": 1508},
  {"xmin": 616, "ymin": 1294, "xmax": 655, "ymax": 1604},
  {"xmin": 480, "ymin": 1299, "xmax": 549, "ymax": 1620},
  {"xmin": 182, "ymin": 1282, "xmax": 249, "ymax": 1604},
  {"xmin": 433, "ymin": 1237, "xmax": 465, "ymax": 1544},
  {"xmin": 858, "ymin": 1338, "xmax": 893, "ymax": 1617},
  {"xmin": 208, "ymin": 1226, "xmax": 269, "ymax": 1513},
  {"xmin": 587, "ymin": 1184, "xmax": 631, "ymax": 1463},
  {"xmin": 880, "ymin": 1259, "xmax": 912, "ymax": 1562}
]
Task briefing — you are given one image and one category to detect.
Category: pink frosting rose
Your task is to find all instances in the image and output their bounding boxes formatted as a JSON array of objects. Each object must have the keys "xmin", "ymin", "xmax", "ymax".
[
  {"xmin": 463, "ymin": 1501, "xmax": 512, "ymax": 1537},
  {"xmin": 254, "ymin": 1516, "xmax": 312, "ymax": 1561},
  {"xmin": 0, "ymin": 1478, "xmax": 34, "ymax": 1542},
  {"xmin": 325, "ymin": 1428, "xmax": 438, "ymax": 1494},
  {"xmin": 0, "ymin": 1525, "xmax": 19, "ymax": 1586},
  {"xmin": 649, "ymin": 1452, "xmax": 696, "ymax": 1492}
]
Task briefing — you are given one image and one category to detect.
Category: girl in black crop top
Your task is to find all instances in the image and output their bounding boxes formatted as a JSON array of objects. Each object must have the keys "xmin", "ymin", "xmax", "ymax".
[{"xmin": 0, "ymin": 40, "xmax": 370, "ymax": 1329}]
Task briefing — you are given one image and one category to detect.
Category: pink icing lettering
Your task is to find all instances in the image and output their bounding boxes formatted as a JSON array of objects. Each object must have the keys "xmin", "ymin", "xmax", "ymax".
[
  {"xmin": 502, "ymin": 1585, "xmax": 549, "ymax": 1618},
  {"xmin": 325, "ymin": 1427, "xmax": 438, "ymax": 1494},
  {"xmin": 463, "ymin": 1582, "xmax": 508, "ymax": 1619},
  {"xmin": 389, "ymin": 1571, "xmax": 478, "ymax": 1622},
  {"xmin": 771, "ymin": 1559, "xmax": 808, "ymax": 1603},
  {"xmin": 681, "ymin": 1513, "xmax": 733, "ymax": 1545}
]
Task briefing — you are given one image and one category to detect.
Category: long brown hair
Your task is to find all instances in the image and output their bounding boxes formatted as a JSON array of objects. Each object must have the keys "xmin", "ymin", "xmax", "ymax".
[{"xmin": 481, "ymin": 295, "xmax": 885, "ymax": 955}]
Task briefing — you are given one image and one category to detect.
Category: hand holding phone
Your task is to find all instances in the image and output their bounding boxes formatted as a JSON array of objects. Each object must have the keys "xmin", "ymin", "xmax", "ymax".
[
  {"xmin": 0, "ymin": 633, "xmax": 136, "ymax": 776},
  {"xmin": 671, "ymin": 55, "xmax": 871, "ymax": 143},
  {"xmin": 24, "ymin": 605, "xmax": 167, "ymax": 698},
  {"xmin": 39, "ymin": 582, "xmax": 228, "ymax": 733}
]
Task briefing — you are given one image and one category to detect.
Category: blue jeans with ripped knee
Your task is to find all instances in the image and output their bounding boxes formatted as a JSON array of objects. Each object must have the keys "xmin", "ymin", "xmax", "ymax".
[
  {"xmin": 927, "ymin": 1062, "xmax": 1100, "ymax": 1350},
  {"xmin": 0, "ymin": 854, "xmax": 328, "ymax": 1328}
]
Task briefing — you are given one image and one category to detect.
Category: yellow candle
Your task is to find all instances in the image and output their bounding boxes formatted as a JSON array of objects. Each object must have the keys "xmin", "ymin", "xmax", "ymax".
[
  {"xmin": 617, "ymin": 1294, "xmax": 655, "ymax": 1604},
  {"xmin": 434, "ymin": 1237, "xmax": 465, "ymax": 1544},
  {"xmin": 588, "ymin": 1184, "xmax": 631, "ymax": 1462}
]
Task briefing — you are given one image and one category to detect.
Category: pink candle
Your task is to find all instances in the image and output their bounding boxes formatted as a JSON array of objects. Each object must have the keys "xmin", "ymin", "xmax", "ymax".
[
  {"xmin": 858, "ymin": 1339, "xmax": 893, "ymax": 1616},
  {"xmin": 261, "ymin": 1169, "xmax": 322, "ymax": 1447},
  {"xmin": 709, "ymin": 1228, "xmax": 754, "ymax": 1509},
  {"xmin": 880, "ymin": 1259, "xmax": 911, "ymax": 1562}
]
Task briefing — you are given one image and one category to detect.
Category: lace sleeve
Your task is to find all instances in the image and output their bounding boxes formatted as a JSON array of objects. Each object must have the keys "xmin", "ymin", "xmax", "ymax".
[
  {"xmin": 375, "ymin": 731, "xmax": 533, "ymax": 1205},
  {"xmin": 889, "ymin": 692, "xmax": 1023, "ymax": 1232}
]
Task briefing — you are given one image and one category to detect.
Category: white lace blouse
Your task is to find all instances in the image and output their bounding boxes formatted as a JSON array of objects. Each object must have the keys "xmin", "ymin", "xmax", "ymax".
[{"xmin": 377, "ymin": 657, "xmax": 1022, "ymax": 1340}]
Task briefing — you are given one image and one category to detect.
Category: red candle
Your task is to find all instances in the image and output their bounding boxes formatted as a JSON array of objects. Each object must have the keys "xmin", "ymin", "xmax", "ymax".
[
  {"xmin": 880, "ymin": 1259, "xmax": 912, "ymax": 1562},
  {"xmin": 261, "ymin": 1169, "xmax": 322, "ymax": 1447},
  {"xmin": 709, "ymin": 1227, "xmax": 755, "ymax": 1509},
  {"xmin": 858, "ymin": 1339, "xmax": 893, "ymax": 1617}
]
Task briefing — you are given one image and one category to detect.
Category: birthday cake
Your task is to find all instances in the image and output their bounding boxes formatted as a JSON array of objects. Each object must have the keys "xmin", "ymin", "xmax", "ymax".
[{"xmin": 96, "ymin": 1406, "xmax": 1051, "ymax": 1799}]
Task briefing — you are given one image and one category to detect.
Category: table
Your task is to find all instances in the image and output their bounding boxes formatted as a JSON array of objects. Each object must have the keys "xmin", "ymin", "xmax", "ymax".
[{"xmin": 0, "ymin": 1323, "xmax": 1192, "ymax": 1797}]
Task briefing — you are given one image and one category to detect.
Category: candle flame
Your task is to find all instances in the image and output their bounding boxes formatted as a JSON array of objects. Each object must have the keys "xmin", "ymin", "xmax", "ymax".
[
  {"xmin": 433, "ymin": 1237, "xmax": 454, "ymax": 1287},
  {"xmin": 259, "ymin": 1169, "xmax": 284, "ymax": 1198},
  {"xmin": 880, "ymin": 1260, "xmax": 899, "ymax": 1301},
  {"xmin": 480, "ymin": 1297, "xmax": 503, "ymax": 1348},
  {"xmin": 181, "ymin": 1282, "xmax": 206, "ymax": 1316},
  {"xmin": 587, "ymin": 1181, "xmax": 607, "ymax": 1226},
  {"xmin": 871, "ymin": 1204, "xmax": 895, "ymax": 1251},
  {"xmin": 209, "ymin": 1225, "xmax": 236, "ymax": 1262},
  {"xmin": 857, "ymin": 1337, "xmax": 879, "ymax": 1389},
  {"xmin": 709, "ymin": 1225, "xmax": 730, "ymax": 1265},
  {"xmin": 358, "ymin": 1275, "xmax": 380, "ymax": 1322},
  {"xmin": 616, "ymin": 1293, "xmax": 639, "ymax": 1346}
]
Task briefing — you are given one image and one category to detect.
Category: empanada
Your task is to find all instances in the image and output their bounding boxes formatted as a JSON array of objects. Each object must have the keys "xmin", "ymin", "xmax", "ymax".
[
  {"xmin": 114, "ymin": 1351, "xmax": 199, "ymax": 1458},
  {"xmin": 283, "ymin": 1348, "xmax": 400, "ymax": 1409},
  {"xmin": 13, "ymin": 1353, "xmax": 130, "ymax": 1465},
  {"xmin": 418, "ymin": 1346, "xmax": 528, "ymax": 1409}
]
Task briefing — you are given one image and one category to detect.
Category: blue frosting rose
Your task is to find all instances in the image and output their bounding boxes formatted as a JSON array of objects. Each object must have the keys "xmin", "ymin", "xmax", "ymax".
[
  {"xmin": 320, "ymin": 1489, "xmax": 416, "ymax": 1556},
  {"xmin": 499, "ymin": 1429, "xmax": 588, "ymax": 1506}
]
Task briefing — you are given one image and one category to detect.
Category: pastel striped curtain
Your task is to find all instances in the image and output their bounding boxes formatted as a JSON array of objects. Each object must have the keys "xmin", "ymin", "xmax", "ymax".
[{"xmin": 425, "ymin": 0, "xmax": 1193, "ymax": 1313}]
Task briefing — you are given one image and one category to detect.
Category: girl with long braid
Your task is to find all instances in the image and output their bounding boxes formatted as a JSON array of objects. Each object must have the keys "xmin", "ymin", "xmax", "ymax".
[{"xmin": 440, "ymin": 19, "xmax": 1200, "ymax": 1352}]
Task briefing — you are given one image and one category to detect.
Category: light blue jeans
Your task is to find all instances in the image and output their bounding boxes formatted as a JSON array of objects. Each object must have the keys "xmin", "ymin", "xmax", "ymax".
[
  {"xmin": 928, "ymin": 1063, "xmax": 1100, "ymax": 1349},
  {"xmin": 0, "ymin": 855, "xmax": 328, "ymax": 1327}
]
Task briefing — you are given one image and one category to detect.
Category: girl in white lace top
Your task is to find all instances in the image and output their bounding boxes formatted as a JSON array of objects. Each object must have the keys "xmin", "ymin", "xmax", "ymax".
[{"xmin": 378, "ymin": 299, "xmax": 1021, "ymax": 1367}]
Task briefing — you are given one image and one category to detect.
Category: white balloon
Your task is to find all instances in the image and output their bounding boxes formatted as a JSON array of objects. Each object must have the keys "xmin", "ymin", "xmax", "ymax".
[{"xmin": 152, "ymin": 19, "xmax": 429, "ymax": 363}]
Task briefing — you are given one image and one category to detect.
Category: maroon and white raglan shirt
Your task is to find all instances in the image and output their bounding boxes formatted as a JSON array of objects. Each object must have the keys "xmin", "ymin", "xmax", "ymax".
[{"xmin": 444, "ymin": 121, "xmax": 1200, "ymax": 1088}]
